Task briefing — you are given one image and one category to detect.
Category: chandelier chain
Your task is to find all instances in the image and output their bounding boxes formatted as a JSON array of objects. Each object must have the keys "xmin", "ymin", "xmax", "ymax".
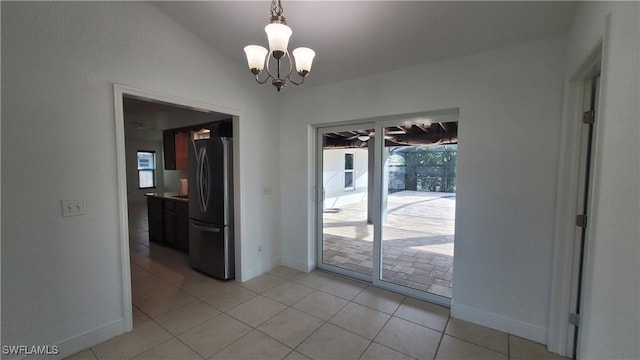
[{"xmin": 271, "ymin": 0, "xmax": 283, "ymax": 18}]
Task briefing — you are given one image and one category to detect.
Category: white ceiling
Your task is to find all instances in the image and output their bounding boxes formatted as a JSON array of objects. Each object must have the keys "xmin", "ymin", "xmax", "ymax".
[{"xmin": 153, "ymin": 1, "xmax": 578, "ymax": 90}]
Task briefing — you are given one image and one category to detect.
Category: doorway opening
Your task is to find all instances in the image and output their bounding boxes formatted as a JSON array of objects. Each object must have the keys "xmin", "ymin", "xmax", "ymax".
[
  {"xmin": 317, "ymin": 111, "xmax": 458, "ymax": 305},
  {"xmin": 113, "ymin": 85, "xmax": 241, "ymax": 331}
]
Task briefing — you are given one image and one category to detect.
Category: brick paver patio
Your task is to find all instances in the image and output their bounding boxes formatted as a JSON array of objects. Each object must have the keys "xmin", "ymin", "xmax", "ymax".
[{"xmin": 322, "ymin": 191, "xmax": 455, "ymax": 298}]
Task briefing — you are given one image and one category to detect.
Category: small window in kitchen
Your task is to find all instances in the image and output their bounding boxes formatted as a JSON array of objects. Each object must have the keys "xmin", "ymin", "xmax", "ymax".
[
  {"xmin": 137, "ymin": 151, "xmax": 156, "ymax": 189},
  {"xmin": 344, "ymin": 153, "xmax": 355, "ymax": 190}
]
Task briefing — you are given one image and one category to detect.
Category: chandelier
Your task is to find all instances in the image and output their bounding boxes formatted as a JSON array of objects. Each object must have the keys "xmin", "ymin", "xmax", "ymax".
[{"xmin": 243, "ymin": 0, "xmax": 316, "ymax": 92}]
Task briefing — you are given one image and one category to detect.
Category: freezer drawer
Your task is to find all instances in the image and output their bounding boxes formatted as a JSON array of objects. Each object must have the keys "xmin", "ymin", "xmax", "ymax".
[{"xmin": 188, "ymin": 220, "xmax": 234, "ymax": 280}]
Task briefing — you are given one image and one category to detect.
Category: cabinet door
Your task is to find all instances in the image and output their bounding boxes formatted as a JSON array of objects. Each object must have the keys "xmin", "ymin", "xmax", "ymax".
[
  {"xmin": 163, "ymin": 130, "xmax": 176, "ymax": 170},
  {"xmin": 147, "ymin": 197, "xmax": 164, "ymax": 243},
  {"xmin": 163, "ymin": 209, "xmax": 177, "ymax": 247},
  {"xmin": 175, "ymin": 131, "xmax": 190, "ymax": 171},
  {"xmin": 218, "ymin": 120, "xmax": 233, "ymax": 137},
  {"xmin": 175, "ymin": 202, "xmax": 189, "ymax": 252}
]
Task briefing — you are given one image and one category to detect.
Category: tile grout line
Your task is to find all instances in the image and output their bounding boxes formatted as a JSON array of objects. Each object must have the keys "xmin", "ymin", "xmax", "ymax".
[
  {"xmin": 130, "ymin": 235, "xmax": 553, "ymax": 360},
  {"xmin": 126, "ymin": 216, "xmax": 456, "ymax": 360},
  {"xmin": 432, "ymin": 316, "xmax": 451, "ymax": 360},
  {"xmin": 172, "ymin": 336, "xmax": 206, "ymax": 360},
  {"xmin": 215, "ymin": 278, "xmax": 342, "ymax": 359},
  {"xmin": 443, "ymin": 330, "xmax": 510, "ymax": 357},
  {"xmin": 355, "ymin": 295, "xmax": 405, "ymax": 360}
]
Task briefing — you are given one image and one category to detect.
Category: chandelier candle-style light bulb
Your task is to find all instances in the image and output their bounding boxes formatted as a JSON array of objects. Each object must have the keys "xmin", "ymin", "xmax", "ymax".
[
  {"xmin": 265, "ymin": 23, "xmax": 292, "ymax": 59},
  {"xmin": 292, "ymin": 47, "xmax": 316, "ymax": 76},
  {"xmin": 243, "ymin": 0, "xmax": 315, "ymax": 92},
  {"xmin": 244, "ymin": 45, "xmax": 268, "ymax": 74}
]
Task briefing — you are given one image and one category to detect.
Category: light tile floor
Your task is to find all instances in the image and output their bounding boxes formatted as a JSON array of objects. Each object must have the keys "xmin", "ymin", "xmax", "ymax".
[{"xmin": 66, "ymin": 201, "xmax": 566, "ymax": 360}]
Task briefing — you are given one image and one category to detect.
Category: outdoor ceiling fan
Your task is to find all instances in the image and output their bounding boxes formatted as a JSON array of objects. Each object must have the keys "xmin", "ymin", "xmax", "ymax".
[{"xmin": 345, "ymin": 130, "xmax": 405, "ymax": 142}]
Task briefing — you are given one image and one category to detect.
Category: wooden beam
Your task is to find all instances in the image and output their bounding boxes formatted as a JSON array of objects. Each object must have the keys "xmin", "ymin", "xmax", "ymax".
[{"xmin": 416, "ymin": 124, "xmax": 429, "ymax": 133}]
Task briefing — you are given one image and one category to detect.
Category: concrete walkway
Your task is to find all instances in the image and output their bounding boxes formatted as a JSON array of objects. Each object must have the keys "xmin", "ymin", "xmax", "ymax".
[{"xmin": 322, "ymin": 191, "xmax": 455, "ymax": 298}]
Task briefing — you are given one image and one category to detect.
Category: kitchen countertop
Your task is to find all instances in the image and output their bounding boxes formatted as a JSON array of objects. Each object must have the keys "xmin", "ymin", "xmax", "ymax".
[{"xmin": 145, "ymin": 192, "xmax": 189, "ymax": 203}]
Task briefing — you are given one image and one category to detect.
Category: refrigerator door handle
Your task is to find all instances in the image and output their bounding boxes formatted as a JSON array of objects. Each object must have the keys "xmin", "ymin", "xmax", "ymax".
[
  {"xmin": 190, "ymin": 220, "xmax": 221, "ymax": 233},
  {"xmin": 197, "ymin": 147, "xmax": 210, "ymax": 214}
]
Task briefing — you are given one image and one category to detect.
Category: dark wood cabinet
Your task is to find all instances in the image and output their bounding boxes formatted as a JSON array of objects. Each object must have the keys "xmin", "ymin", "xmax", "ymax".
[
  {"xmin": 174, "ymin": 131, "xmax": 190, "ymax": 171},
  {"xmin": 163, "ymin": 207, "xmax": 177, "ymax": 248},
  {"xmin": 163, "ymin": 130, "xmax": 176, "ymax": 170},
  {"xmin": 147, "ymin": 197, "xmax": 164, "ymax": 243},
  {"xmin": 207, "ymin": 120, "xmax": 233, "ymax": 137},
  {"xmin": 175, "ymin": 202, "xmax": 189, "ymax": 252},
  {"xmin": 162, "ymin": 119, "xmax": 232, "ymax": 171},
  {"xmin": 146, "ymin": 195, "xmax": 189, "ymax": 253}
]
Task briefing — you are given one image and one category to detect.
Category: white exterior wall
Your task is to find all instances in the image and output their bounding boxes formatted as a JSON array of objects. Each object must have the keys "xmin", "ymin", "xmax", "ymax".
[
  {"xmin": 279, "ymin": 35, "xmax": 567, "ymax": 342},
  {"xmin": 1, "ymin": 2, "xmax": 281, "ymax": 357},
  {"xmin": 322, "ymin": 148, "xmax": 369, "ymax": 208}
]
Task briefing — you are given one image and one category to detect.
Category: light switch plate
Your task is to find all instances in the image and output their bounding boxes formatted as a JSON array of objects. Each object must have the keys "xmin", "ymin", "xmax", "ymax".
[{"xmin": 62, "ymin": 199, "xmax": 87, "ymax": 217}]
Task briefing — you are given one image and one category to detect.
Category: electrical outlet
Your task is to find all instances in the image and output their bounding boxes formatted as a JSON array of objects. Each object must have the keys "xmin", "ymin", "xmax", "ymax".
[
  {"xmin": 263, "ymin": 186, "xmax": 272, "ymax": 195},
  {"xmin": 258, "ymin": 245, "xmax": 262, "ymax": 252},
  {"xmin": 62, "ymin": 199, "xmax": 87, "ymax": 217}
]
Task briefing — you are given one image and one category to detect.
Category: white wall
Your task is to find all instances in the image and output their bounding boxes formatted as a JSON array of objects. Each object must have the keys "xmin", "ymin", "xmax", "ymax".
[
  {"xmin": 163, "ymin": 169, "xmax": 187, "ymax": 196},
  {"xmin": 1, "ymin": 2, "xmax": 281, "ymax": 357},
  {"xmin": 323, "ymin": 148, "xmax": 369, "ymax": 208},
  {"xmin": 562, "ymin": 3, "xmax": 640, "ymax": 359},
  {"xmin": 279, "ymin": 35, "xmax": 567, "ymax": 342}
]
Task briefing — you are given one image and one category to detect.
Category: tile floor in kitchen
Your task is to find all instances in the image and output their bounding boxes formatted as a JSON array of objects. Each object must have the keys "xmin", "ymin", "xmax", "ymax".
[{"xmin": 66, "ymin": 201, "xmax": 566, "ymax": 360}]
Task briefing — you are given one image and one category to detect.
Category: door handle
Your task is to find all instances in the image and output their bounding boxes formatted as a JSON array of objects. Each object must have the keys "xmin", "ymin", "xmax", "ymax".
[{"xmin": 190, "ymin": 221, "xmax": 221, "ymax": 233}]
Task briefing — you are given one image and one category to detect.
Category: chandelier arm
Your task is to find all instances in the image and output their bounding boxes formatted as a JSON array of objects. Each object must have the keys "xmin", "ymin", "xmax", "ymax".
[
  {"xmin": 283, "ymin": 50, "xmax": 294, "ymax": 79},
  {"xmin": 287, "ymin": 74, "xmax": 306, "ymax": 86},
  {"xmin": 254, "ymin": 71, "xmax": 271, "ymax": 85},
  {"xmin": 264, "ymin": 51, "xmax": 294, "ymax": 83}
]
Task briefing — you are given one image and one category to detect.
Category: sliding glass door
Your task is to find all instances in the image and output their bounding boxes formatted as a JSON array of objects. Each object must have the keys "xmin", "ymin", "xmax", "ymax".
[
  {"xmin": 317, "ymin": 113, "xmax": 458, "ymax": 305},
  {"xmin": 379, "ymin": 124, "xmax": 457, "ymax": 300},
  {"xmin": 317, "ymin": 123, "xmax": 376, "ymax": 281}
]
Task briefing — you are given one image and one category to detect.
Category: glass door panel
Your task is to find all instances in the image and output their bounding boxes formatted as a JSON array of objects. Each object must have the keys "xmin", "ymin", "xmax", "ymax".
[
  {"xmin": 319, "ymin": 125, "xmax": 375, "ymax": 278},
  {"xmin": 317, "ymin": 115, "xmax": 458, "ymax": 305},
  {"xmin": 379, "ymin": 123, "xmax": 457, "ymax": 299}
]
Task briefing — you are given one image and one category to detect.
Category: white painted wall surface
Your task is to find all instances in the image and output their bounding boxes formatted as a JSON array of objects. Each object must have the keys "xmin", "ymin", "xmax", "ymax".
[
  {"xmin": 322, "ymin": 148, "xmax": 369, "ymax": 208},
  {"xmin": 562, "ymin": 3, "xmax": 640, "ymax": 359},
  {"xmin": 163, "ymin": 169, "xmax": 188, "ymax": 196},
  {"xmin": 1, "ymin": 2, "xmax": 281, "ymax": 357},
  {"xmin": 279, "ymin": 36, "xmax": 566, "ymax": 342}
]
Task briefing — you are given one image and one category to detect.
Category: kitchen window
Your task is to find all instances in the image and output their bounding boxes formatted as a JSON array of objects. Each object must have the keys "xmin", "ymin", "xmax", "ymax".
[
  {"xmin": 344, "ymin": 153, "xmax": 355, "ymax": 190},
  {"xmin": 137, "ymin": 151, "xmax": 156, "ymax": 189}
]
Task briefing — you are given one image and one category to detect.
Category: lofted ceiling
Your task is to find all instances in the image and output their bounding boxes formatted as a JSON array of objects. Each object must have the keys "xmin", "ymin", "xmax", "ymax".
[{"xmin": 153, "ymin": 1, "xmax": 578, "ymax": 90}]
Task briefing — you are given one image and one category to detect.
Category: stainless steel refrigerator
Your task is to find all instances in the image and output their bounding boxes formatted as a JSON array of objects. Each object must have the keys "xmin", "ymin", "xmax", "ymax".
[{"xmin": 188, "ymin": 138, "xmax": 234, "ymax": 280}]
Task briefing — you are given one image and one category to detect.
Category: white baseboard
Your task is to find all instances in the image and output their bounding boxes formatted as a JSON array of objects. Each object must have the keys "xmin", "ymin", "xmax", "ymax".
[
  {"xmin": 14, "ymin": 319, "xmax": 125, "ymax": 360},
  {"xmin": 281, "ymin": 256, "xmax": 313, "ymax": 273},
  {"xmin": 451, "ymin": 304, "xmax": 547, "ymax": 344},
  {"xmin": 242, "ymin": 256, "xmax": 281, "ymax": 281}
]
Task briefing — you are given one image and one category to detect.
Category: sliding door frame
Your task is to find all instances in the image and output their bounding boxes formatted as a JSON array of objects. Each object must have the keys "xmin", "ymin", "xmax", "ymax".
[
  {"xmin": 316, "ymin": 122, "xmax": 376, "ymax": 283},
  {"xmin": 316, "ymin": 109, "xmax": 459, "ymax": 306}
]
